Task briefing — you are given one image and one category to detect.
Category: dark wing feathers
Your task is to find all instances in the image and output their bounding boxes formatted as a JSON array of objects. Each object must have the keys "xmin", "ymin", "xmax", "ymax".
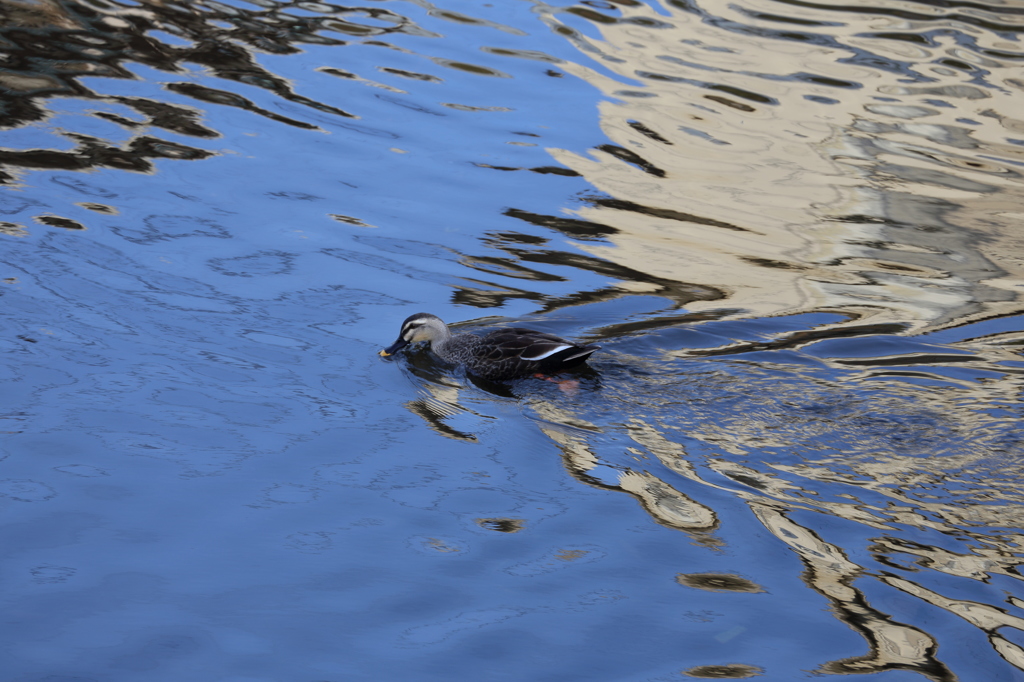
[
  {"xmin": 484, "ymin": 329, "xmax": 568, "ymax": 360},
  {"xmin": 469, "ymin": 328, "xmax": 598, "ymax": 378}
]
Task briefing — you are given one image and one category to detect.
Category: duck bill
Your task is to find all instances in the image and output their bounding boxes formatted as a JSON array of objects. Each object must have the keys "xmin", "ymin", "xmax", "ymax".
[{"xmin": 379, "ymin": 338, "xmax": 409, "ymax": 357}]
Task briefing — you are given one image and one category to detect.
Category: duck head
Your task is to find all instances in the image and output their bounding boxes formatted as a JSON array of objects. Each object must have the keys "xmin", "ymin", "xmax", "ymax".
[{"xmin": 379, "ymin": 312, "xmax": 448, "ymax": 357}]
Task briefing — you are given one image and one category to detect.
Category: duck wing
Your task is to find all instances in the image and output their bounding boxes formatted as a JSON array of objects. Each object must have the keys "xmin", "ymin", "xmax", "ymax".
[
  {"xmin": 480, "ymin": 328, "xmax": 599, "ymax": 370},
  {"xmin": 479, "ymin": 328, "xmax": 564, "ymax": 360}
]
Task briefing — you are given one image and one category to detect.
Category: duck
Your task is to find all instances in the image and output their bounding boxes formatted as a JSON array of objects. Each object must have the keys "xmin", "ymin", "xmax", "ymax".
[{"xmin": 379, "ymin": 312, "xmax": 599, "ymax": 381}]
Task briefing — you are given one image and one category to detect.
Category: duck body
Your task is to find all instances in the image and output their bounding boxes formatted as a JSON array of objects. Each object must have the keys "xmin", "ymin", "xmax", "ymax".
[{"xmin": 380, "ymin": 312, "xmax": 599, "ymax": 381}]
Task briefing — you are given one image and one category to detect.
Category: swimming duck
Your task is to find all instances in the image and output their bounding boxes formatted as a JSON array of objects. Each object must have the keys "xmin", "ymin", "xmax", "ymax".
[{"xmin": 379, "ymin": 312, "xmax": 599, "ymax": 381}]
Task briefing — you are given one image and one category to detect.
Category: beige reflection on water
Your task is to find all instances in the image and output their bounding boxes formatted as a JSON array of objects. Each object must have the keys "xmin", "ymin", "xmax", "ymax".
[
  {"xmin": 534, "ymin": 0, "xmax": 1024, "ymax": 332},
  {"xmin": 511, "ymin": 11, "xmax": 1024, "ymax": 666},
  {"xmin": 539, "ymin": 410, "xmax": 1024, "ymax": 678}
]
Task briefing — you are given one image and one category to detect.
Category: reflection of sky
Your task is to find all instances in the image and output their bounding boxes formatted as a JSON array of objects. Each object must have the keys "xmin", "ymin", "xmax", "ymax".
[{"xmin": 1, "ymin": 0, "xmax": 1024, "ymax": 679}]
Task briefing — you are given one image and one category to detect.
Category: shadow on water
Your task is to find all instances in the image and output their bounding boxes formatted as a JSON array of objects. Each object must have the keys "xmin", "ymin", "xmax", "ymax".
[{"xmin": 1, "ymin": 0, "xmax": 1024, "ymax": 679}]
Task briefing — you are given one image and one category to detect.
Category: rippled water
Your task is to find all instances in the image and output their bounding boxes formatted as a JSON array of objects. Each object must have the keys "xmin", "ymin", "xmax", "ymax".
[{"xmin": 2, "ymin": 0, "xmax": 1024, "ymax": 679}]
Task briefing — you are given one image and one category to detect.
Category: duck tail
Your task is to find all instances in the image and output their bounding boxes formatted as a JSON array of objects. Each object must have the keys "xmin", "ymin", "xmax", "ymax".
[
  {"xmin": 542, "ymin": 344, "xmax": 599, "ymax": 370},
  {"xmin": 562, "ymin": 344, "xmax": 600, "ymax": 362}
]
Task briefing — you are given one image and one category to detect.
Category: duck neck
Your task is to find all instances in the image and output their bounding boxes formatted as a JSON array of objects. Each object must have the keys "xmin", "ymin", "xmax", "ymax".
[{"xmin": 430, "ymin": 324, "xmax": 453, "ymax": 353}]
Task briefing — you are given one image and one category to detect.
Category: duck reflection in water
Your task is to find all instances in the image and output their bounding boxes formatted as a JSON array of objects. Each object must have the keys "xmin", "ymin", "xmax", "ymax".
[{"xmin": 379, "ymin": 312, "xmax": 600, "ymax": 385}]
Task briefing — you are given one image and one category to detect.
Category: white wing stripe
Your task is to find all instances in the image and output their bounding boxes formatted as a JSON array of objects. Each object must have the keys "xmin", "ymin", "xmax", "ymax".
[{"xmin": 521, "ymin": 344, "xmax": 572, "ymax": 361}]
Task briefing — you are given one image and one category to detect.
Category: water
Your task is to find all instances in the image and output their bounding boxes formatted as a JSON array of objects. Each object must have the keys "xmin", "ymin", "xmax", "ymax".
[{"xmin": 1, "ymin": 0, "xmax": 1023, "ymax": 679}]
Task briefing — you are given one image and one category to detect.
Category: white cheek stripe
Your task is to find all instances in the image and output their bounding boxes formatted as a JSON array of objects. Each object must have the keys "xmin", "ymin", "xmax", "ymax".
[{"xmin": 522, "ymin": 344, "xmax": 572, "ymax": 361}]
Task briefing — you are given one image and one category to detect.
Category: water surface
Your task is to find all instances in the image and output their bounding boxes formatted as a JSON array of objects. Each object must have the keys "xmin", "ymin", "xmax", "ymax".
[{"xmin": 2, "ymin": 0, "xmax": 1024, "ymax": 679}]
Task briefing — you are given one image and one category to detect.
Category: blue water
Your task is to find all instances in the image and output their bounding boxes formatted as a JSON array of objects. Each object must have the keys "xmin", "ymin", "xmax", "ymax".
[{"xmin": 2, "ymin": 0, "xmax": 1024, "ymax": 680}]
